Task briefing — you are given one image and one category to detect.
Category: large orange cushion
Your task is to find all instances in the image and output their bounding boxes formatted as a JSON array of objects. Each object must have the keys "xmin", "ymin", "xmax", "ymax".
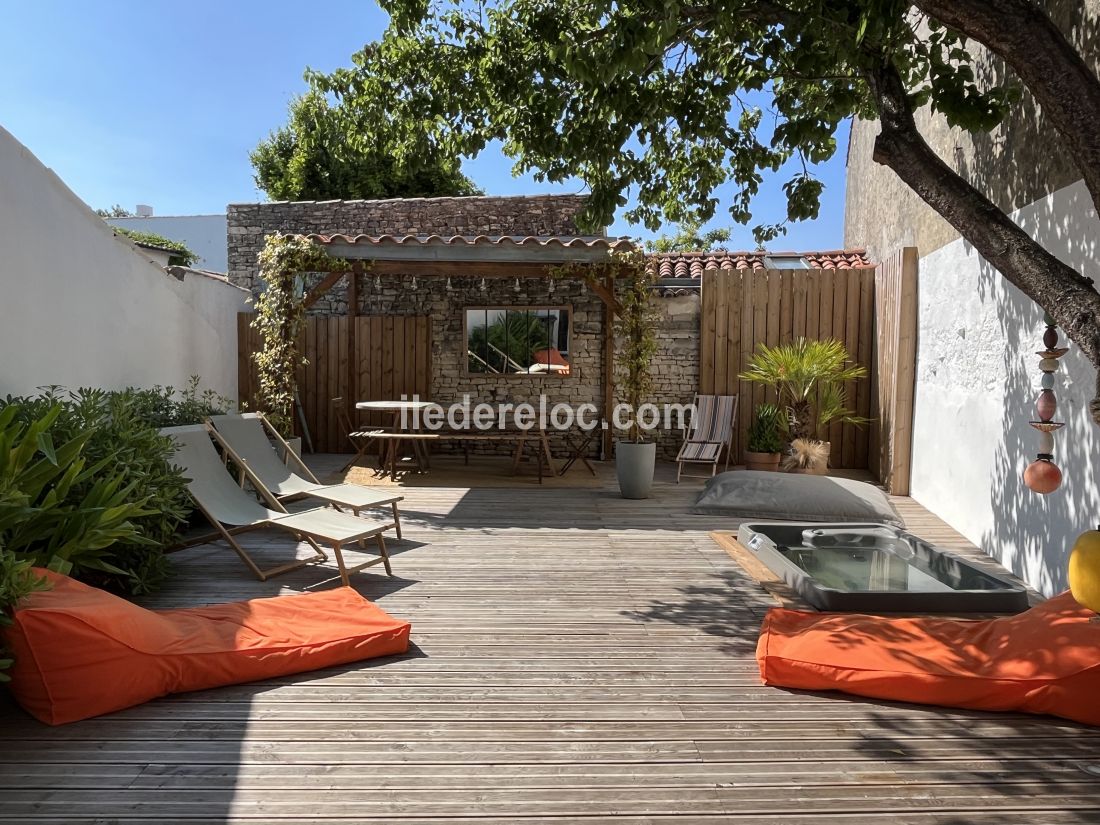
[
  {"xmin": 757, "ymin": 592, "xmax": 1100, "ymax": 726},
  {"xmin": 4, "ymin": 569, "xmax": 411, "ymax": 725}
]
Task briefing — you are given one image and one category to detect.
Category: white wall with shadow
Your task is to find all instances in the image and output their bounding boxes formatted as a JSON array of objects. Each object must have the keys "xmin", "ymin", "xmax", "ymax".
[{"xmin": 909, "ymin": 179, "xmax": 1100, "ymax": 596}]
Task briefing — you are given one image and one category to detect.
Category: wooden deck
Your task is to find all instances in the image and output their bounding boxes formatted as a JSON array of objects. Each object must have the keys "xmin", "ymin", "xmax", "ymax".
[{"xmin": 3, "ymin": 459, "xmax": 1100, "ymax": 823}]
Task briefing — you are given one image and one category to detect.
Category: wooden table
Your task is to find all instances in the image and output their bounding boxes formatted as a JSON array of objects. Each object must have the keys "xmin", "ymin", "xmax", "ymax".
[
  {"xmin": 356, "ymin": 400, "xmax": 439, "ymax": 479},
  {"xmin": 355, "ymin": 400, "xmax": 558, "ymax": 482}
]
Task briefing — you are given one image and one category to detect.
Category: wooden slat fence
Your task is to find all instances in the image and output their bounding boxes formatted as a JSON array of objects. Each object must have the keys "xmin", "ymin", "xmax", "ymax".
[
  {"xmin": 238, "ymin": 314, "xmax": 432, "ymax": 453},
  {"xmin": 699, "ymin": 267, "xmax": 876, "ymax": 469},
  {"xmin": 870, "ymin": 247, "xmax": 919, "ymax": 494}
]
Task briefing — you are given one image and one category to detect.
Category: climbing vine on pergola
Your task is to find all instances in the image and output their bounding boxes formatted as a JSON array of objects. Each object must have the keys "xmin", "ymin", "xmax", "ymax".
[{"xmin": 251, "ymin": 234, "xmax": 350, "ymax": 436}]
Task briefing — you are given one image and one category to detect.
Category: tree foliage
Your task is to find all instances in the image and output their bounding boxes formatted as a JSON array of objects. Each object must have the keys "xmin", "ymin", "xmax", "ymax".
[
  {"xmin": 251, "ymin": 89, "xmax": 482, "ymax": 201},
  {"xmin": 324, "ymin": 0, "xmax": 1008, "ymax": 237},
  {"xmin": 330, "ymin": 0, "xmax": 1100, "ymax": 416},
  {"xmin": 646, "ymin": 220, "xmax": 732, "ymax": 253}
]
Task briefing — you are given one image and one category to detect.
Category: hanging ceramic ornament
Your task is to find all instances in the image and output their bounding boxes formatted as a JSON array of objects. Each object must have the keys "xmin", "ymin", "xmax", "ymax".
[{"xmin": 1025, "ymin": 313, "xmax": 1067, "ymax": 494}]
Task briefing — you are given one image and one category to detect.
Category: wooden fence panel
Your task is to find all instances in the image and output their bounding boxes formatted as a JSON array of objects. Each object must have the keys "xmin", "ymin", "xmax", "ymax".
[
  {"xmin": 871, "ymin": 248, "xmax": 919, "ymax": 494},
  {"xmin": 237, "ymin": 313, "xmax": 431, "ymax": 453},
  {"xmin": 699, "ymin": 268, "xmax": 875, "ymax": 469}
]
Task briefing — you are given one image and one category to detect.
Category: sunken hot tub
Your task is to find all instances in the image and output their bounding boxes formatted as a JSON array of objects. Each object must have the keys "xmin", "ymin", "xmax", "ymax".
[{"xmin": 737, "ymin": 522, "xmax": 1030, "ymax": 613}]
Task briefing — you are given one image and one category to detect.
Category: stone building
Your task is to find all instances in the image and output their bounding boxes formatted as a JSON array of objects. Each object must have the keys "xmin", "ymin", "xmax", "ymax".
[{"xmin": 228, "ymin": 194, "xmax": 869, "ymax": 459}]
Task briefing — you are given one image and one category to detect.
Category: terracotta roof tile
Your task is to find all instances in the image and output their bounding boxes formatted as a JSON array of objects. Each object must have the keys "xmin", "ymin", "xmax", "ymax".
[
  {"xmin": 646, "ymin": 249, "xmax": 873, "ymax": 294},
  {"xmin": 307, "ymin": 233, "xmax": 634, "ymax": 250}
]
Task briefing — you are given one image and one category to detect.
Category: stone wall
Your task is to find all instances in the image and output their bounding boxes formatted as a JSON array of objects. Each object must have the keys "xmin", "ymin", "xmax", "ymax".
[
  {"xmin": 227, "ymin": 195, "xmax": 589, "ymax": 293},
  {"xmin": 326, "ymin": 270, "xmax": 608, "ymax": 457},
  {"xmin": 648, "ymin": 294, "xmax": 701, "ymax": 458},
  {"xmin": 229, "ymin": 195, "xmax": 704, "ymax": 460},
  {"xmin": 306, "ymin": 269, "xmax": 701, "ymax": 459}
]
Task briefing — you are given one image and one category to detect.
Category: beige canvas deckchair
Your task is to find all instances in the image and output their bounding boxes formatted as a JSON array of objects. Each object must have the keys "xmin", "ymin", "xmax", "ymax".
[
  {"xmin": 208, "ymin": 413, "xmax": 405, "ymax": 539},
  {"xmin": 676, "ymin": 394, "xmax": 739, "ymax": 482},
  {"xmin": 163, "ymin": 425, "xmax": 393, "ymax": 586}
]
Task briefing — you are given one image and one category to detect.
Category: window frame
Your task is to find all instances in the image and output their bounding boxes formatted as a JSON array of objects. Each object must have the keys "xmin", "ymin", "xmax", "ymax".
[{"xmin": 461, "ymin": 303, "xmax": 575, "ymax": 379}]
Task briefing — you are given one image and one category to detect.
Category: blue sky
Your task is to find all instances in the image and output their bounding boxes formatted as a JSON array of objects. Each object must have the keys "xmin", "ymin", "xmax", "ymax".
[{"xmin": 0, "ymin": 0, "xmax": 850, "ymax": 250}]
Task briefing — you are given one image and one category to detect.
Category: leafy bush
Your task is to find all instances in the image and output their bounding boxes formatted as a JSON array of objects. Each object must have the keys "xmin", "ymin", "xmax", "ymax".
[
  {"xmin": 0, "ymin": 546, "xmax": 50, "ymax": 682},
  {"xmin": 0, "ymin": 379, "xmax": 230, "ymax": 594},
  {"xmin": 0, "ymin": 403, "xmax": 152, "ymax": 583},
  {"xmin": 111, "ymin": 226, "xmax": 198, "ymax": 267},
  {"xmin": 746, "ymin": 403, "xmax": 785, "ymax": 454}
]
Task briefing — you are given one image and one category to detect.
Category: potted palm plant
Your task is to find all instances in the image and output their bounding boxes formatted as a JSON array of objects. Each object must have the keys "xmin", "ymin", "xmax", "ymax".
[
  {"xmin": 745, "ymin": 403, "xmax": 784, "ymax": 471},
  {"xmin": 739, "ymin": 338, "xmax": 868, "ymax": 474},
  {"xmin": 613, "ymin": 254, "xmax": 661, "ymax": 499}
]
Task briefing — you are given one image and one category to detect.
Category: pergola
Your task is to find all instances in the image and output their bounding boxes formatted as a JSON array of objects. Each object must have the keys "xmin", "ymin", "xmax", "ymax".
[{"xmin": 294, "ymin": 233, "xmax": 635, "ymax": 455}]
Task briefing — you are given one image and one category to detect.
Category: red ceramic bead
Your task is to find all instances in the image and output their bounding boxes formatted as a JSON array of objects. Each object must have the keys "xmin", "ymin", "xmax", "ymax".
[
  {"xmin": 1024, "ymin": 459, "xmax": 1063, "ymax": 494},
  {"xmin": 1044, "ymin": 326, "xmax": 1059, "ymax": 349},
  {"xmin": 1037, "ymin": 389, "xmax": 1057, "ymax": 421}
]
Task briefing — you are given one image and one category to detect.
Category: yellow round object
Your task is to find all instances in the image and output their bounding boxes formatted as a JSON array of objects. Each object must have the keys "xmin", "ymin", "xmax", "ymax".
[{"xmin": 1068, "ymin": 530, "xmax": 1100, "ymax": 612}]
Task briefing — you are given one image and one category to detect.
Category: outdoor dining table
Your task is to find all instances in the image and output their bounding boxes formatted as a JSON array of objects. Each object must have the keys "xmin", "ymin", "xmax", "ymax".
[
  {"xmin": 355, "ymin": 400, "xmax": 439, "ymax": 479},
  {"xmin": 354, "ymin": 400, "xmax": 560, "ymax": 482}
]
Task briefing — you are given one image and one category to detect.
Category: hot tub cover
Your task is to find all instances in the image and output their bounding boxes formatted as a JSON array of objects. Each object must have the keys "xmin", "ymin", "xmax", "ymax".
[
  {"xmin": 757, "ymin": 592, "xmax": 1100, "ymax": 726},
  {"xmin": 4, "ymin": 569, "xmax": 411, "ymax": 725},
  {"xmin": 691, "ymin": 470, "xmax": 903, "ymax": 526}
]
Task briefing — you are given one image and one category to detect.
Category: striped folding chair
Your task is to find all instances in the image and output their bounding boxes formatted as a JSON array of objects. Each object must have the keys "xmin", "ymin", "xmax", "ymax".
[{"xmin": 676, "ymin": 394, "xmax": 739, "ymax": 482}]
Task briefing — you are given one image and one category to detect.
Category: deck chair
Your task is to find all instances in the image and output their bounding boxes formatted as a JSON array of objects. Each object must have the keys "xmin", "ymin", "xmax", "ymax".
[
  {"xmin": 163, "ymin": 424, "xmax": 394, "ymax": 586},
  {"xmin": 332, "ymin": 397, "xmax": 387, "ymax": 473},
  {"xmin": 208, "ymin": 413, "xmax": 405, "ymax": 539},
  {"xmin": 676, "ymin": 394, "xmax": 739, "ymax": 482}
]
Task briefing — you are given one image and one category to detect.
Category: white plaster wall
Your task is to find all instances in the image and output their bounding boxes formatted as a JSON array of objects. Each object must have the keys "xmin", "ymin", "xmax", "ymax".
[
  {"xmin": 910, "ymin": 179, "xmax": 1100, "ymax": 595},
  {"xmin": 0, "ymin": 125, "xmax": 249, "ymax": 401},
  {"xmin": 108, "ymin": 214, "xmax": 228, "ymax": 272}
]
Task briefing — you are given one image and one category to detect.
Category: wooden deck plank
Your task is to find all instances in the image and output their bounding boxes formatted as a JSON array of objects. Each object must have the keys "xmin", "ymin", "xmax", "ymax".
[{"xmin": 1, "ymin": 458, "xmax": 1097, "ymax": 823}]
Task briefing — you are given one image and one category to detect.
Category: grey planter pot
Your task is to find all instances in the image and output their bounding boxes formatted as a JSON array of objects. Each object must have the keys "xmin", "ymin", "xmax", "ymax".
[{"xmin": 616, "ymin": 441, "xmax": 657, "ymax": 499}]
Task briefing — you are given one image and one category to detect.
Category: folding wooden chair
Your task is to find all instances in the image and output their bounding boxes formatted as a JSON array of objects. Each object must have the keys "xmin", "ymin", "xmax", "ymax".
[
  {"xmin": 332, "ymin": 397, "xmax": 386, "ymax": 473},
  {"xmin": 676, "ymin": 394, "xmax": 739, "ymax": 482}
]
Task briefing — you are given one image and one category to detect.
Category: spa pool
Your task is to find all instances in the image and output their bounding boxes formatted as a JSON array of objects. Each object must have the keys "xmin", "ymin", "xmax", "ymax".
[{"xmin": 737, "ymin": 522, "xmax": 1030, "ymax": 613}]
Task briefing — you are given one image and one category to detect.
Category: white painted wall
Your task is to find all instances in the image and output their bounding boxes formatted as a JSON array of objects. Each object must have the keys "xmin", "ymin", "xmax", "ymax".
[
  {"xmin": 0, "ymin": 125, "xmax": 249, "ymax": 401},
  {"xmin": 107, "ymin": 213, "xmax": 228, "ymax": 272},
  {"xmin": 909, "ymin": 179, "xmax": 1100, "ymax": 595}
]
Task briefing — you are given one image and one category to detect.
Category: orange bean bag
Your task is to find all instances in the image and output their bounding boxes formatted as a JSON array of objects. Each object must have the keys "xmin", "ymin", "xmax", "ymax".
[
  {"xmin": 4, "ymin": 569, "xmax": 411, "ymax": 725},
  {"xmin": 757, "ymin": 592, "xmax": 1100, "ymax": 726}
]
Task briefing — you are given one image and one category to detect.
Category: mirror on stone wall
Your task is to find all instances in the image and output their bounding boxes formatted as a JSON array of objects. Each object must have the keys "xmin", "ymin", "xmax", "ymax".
[{"xmin": 465, "ymin": 307, "xmax": 571, "ymax": 376}]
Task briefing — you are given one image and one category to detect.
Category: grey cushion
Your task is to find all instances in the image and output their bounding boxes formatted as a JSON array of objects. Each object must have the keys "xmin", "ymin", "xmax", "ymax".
[{"xmin": 690, "ymin": 470, "xmax": 903, "ymax": 526}]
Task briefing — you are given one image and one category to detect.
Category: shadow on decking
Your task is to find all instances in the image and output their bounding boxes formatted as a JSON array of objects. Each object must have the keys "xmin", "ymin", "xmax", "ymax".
[{"xmin": 621, "ymin": 570, "xmax": 767, "ymax": 657}]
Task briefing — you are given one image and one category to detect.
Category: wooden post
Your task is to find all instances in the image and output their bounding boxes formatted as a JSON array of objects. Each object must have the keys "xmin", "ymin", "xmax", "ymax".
[
  {"xmin": 347, "ymin": 263, "xmax": 360, "ymax": 419},
  {"xmin": 602, "ymin": 273, "xmax": 616, "ymax": 459}
]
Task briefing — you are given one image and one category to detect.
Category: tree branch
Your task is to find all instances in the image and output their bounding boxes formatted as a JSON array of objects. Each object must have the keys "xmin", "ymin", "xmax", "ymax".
[
  {"xmin": 914, "ymin": 0, "xmax": 1100, "ymax": 216},
  {"xmin": 866, "ymin": 58, "xmax": 1100, "ymax": 422}
]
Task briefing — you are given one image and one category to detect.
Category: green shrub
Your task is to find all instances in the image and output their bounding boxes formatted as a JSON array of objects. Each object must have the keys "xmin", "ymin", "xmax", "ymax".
[
  {"xmin": 0, "ymin": 545, "xmax": 50, "ymax": 682},
  {"xmin": 0, "ymin": 403, "xmax": 152, "ymax": 583},
  {"xmin": 0, "ymin": 379, "xmax": 230, "ymax": 594},
  {"xmin": 746, "ymin": 403, "xmax": 785, "ymax": 454}
]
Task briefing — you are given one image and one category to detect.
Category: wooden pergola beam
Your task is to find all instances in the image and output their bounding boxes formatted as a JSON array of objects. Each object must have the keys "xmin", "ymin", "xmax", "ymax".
[{"xmin": 302, "ymin": 270, "xmax": 347, "ymax": 309}]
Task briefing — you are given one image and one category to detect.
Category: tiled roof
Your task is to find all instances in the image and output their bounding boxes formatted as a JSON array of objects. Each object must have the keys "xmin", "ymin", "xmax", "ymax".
[
  {"xmin": 307, "ymin": 233, "xmax": 633, "ymax": 250},
  {"xmin": 646, "ymin": 249, "xmax": 873, "ymax": 281}
]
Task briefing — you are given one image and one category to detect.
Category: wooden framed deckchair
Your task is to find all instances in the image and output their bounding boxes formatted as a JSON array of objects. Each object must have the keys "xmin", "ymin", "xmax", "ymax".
[
  {"xmin": 162, "ymin": 425, "xmax": 394, "ymax": 585},
  {"xmin": 208, "ymin": 413, "xmax": 405, "ymax": 539},
  {"xmin": 676, "ymin": 394, "xmax": 739, "ymax": 482}
]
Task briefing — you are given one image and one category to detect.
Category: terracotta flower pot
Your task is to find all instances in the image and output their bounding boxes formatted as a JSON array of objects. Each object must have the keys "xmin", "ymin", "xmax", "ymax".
[{"xmin": 745, "ymin": 451, "xmax": 782, "ymax": 472}]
